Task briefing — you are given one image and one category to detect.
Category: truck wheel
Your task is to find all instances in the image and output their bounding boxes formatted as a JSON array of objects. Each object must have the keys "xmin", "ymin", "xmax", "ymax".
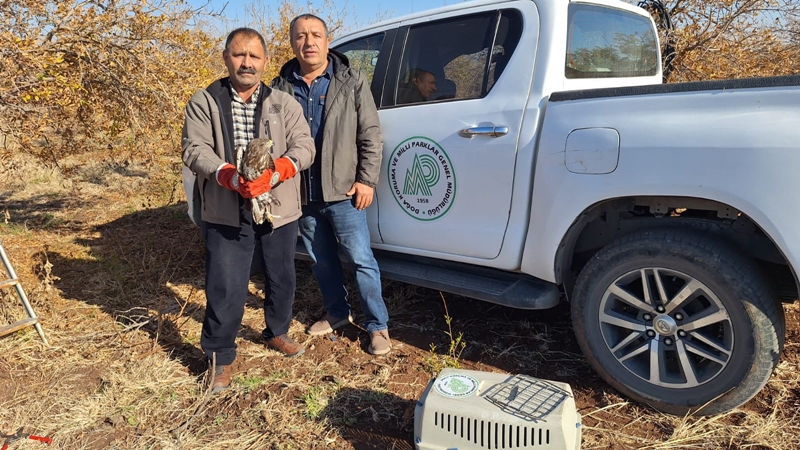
[{"xmin": 571, "ymin": 228, "xmax": 784, "ymax": 415}]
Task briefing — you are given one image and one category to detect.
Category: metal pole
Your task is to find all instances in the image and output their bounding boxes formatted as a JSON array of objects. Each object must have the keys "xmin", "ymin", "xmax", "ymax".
[{"xmin": 0, "ymin": 241, "xmax": 49, "ymax": 346}]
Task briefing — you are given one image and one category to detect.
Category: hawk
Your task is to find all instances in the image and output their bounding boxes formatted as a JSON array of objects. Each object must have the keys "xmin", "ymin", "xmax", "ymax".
[{"xmin": 240, "ymin": 137, "xmax": 282, "ymax": 225}]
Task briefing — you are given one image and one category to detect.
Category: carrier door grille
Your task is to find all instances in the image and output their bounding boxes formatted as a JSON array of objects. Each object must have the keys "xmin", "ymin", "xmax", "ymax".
[
  {"xmin": 483, "ymin": 375, "xmax": 571, "ymax": 421},
  {"xmin": 433, "ymin": 412, "xmax": 550, "ymax": 449}
]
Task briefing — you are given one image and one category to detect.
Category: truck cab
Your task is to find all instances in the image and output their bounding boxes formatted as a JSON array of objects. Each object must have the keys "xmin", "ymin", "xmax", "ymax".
[{"xmin": 332, "ymin": 0, "xmax": 660, "ymax": 268}]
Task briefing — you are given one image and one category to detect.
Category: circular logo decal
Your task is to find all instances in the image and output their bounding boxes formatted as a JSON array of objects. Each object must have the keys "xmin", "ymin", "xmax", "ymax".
[
  {"xmin": 434, "ymin": 374, "xmax": 479, "ymax": 398},
  {"xmin": 270, "ymin": 172, "xmax": 281, "ymax": 187},
  {"xmin": 387, "ymin": 137, "xmax": 456, "ymax": 221}
]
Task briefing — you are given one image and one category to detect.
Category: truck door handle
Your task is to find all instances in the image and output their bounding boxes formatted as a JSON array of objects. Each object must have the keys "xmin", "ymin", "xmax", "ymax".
[{"xmin": 458, "ymin": 126, "xmax": 509, "ymax": 138}]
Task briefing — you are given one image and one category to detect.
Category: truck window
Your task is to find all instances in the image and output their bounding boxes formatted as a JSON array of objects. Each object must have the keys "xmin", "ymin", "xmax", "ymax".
[
  {"xmin": 392, "ymin": 9, "xmax": 522, "ymax": 106},
  {"xmin": 566, "ymin": 4, "xmax": 658, "ymax": 78},
  {"xmin": 334, "ymin": 33, "xmax": 385, "ymax": 85}
]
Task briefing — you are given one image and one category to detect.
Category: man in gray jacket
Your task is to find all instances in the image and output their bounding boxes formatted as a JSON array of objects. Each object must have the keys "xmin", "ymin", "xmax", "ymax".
[
  {"xmin": 182, "ymin": 28, "xmax": 315, "ymax": 393},
  {"xmin": 272, "ymin": 14, "xmax": 391, "ymax": 355}
]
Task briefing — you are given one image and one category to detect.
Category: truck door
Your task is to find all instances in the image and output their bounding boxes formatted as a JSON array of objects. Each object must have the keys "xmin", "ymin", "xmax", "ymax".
[{"xmin": 376, "ymin": 4, "xmax": 537, "ymax": 259}]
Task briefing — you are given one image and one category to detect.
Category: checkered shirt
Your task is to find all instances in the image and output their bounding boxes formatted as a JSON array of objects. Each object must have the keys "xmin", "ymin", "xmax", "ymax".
[{"xmin": 230, "ymin": 84, "xmax": 261, "ymax": 169}]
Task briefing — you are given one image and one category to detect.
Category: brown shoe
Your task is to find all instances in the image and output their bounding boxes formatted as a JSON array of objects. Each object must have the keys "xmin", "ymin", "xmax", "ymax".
[
  {"xmin": 266, "ymin": 334, "xmax": 305, "ymax": 357},
  {"xmin": 368, "ymin": 330, "xmax": 391, "ymax": 355},
  {"xmin": 209, "ymin": 364, "xmax": 232, "ymax": 394},
  {"xmin": 306, "ymin": 313, "xmax": 353, "ymax": 336}
]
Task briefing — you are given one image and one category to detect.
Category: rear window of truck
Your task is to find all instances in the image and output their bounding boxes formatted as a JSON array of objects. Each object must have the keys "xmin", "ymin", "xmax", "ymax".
[{"xmin": 566, "ymin": 4, "xmax": 658, "ymax": 78}]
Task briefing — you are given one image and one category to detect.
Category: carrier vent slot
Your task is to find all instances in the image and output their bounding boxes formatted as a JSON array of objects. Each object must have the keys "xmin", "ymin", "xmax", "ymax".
[{"xmin": 432, "ymin": 411, "xmax": 547, "ymax": 448}]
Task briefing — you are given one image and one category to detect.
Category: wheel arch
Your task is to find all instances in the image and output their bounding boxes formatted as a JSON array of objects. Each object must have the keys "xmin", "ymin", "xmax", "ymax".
[{"xmin": 555, "ymin": 196, "xmax": 800, "ymax": 303}]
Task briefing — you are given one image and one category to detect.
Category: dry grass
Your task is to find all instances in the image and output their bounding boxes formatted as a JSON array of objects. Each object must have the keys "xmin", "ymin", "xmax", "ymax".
[{"xmin": 2, "ymin": 151, "xmax": 800, "ymax": 449}]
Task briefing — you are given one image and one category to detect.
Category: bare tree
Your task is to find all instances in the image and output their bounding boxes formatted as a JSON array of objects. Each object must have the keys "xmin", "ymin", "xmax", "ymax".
[
  {"xmin": 632, "ymin": 0, "xmax": 800, "ymax": 82},
  {"xmin": 0, "ymin": 0, "xmax": 219, "ymax": 165}
]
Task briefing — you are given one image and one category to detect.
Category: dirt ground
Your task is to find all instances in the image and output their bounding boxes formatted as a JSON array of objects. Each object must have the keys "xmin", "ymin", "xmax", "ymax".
[{"xmin": 2, "ymin": 153, "xmax": 800, "ymax": 449}]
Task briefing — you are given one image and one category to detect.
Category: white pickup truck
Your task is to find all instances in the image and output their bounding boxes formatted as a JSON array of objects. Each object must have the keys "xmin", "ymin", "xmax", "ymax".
[
  {"xmin": 184, "ymin": 0, "xmax": 800, "ymax": 416},
  {"xmin": 323, "ymin": 0, "xmax": 800, "ymax": 416}
]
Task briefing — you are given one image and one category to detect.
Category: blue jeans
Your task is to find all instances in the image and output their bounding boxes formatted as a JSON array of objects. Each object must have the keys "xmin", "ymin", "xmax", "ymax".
[{"xmin": 299, "ymin": 199, "xmax": 388, "ymax": 333}]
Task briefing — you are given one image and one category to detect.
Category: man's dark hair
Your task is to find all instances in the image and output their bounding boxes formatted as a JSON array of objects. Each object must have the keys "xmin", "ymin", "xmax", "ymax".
[
  {"xmin": 224, "ymin": 28, "xmax": 267, "ymax": 53},
  {"xmin": 289, "ymin": 14, "xmax": 329, "ymax": 37},
  {"xmin": 410, "ymin": 68, "xmax": 434, "ymax": 81},
  {"xmin": 411, "ymin": 67, "xmax": 436, "ymax": 79}
]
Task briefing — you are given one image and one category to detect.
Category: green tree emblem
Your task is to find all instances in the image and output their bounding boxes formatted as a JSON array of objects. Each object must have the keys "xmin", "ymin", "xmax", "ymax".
[{"xmin": 448, "ymin": 378, "xmax": 471, "ymax": 394}]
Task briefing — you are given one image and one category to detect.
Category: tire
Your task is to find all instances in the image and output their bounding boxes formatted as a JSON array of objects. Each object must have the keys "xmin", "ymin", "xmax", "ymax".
[{"xmin": 571, "ymin": 228, "xmax": 785, "ymax": 415}]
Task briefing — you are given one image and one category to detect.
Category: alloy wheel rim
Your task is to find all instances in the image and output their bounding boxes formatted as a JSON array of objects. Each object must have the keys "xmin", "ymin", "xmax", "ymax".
[{"xmin": 598, "ymin": 267, "xmax": 733, "ymax": 388}]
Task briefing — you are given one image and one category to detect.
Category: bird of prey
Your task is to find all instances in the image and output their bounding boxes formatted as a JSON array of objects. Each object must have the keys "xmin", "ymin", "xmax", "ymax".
[{"xmin": 240, "ymin": 137, "xmax": 282, "ymax": 225}]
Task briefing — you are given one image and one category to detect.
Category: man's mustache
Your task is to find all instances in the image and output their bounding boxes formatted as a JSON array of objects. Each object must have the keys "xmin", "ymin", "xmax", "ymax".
[{"xmin": 238, "ymin": 67, "xmax": 257, "ymax": 75}]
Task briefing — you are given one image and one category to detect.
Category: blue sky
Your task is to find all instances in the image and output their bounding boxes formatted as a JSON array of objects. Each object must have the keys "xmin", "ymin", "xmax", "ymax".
[{"xmin": 188, "ymin": 0, "xmax": 462, "ymax": 34}]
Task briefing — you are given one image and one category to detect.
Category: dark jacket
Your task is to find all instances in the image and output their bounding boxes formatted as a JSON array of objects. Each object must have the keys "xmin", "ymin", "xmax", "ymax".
[
  {"xmin": 271, "ymin": 50, "xmax": 383, "ymax": 202},
  {"xmin": 182, "ymin": 79, "xmax": 315, "ymax": 228}
]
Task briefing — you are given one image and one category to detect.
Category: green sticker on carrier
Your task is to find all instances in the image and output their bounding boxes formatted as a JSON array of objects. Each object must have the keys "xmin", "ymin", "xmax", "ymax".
[{"xmin": 434, "ymin": 374, "xmax": 479, "ymax": 398}]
